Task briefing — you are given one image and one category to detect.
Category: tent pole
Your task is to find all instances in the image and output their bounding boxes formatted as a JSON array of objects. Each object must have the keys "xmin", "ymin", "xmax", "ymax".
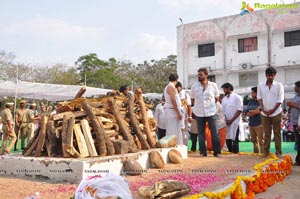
[{"xmin": 13, "ymin": 65, "xmax": 18, "ymax": 129}]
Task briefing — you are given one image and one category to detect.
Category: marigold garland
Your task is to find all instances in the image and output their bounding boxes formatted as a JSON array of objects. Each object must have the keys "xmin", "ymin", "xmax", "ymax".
[{"xmin": 183, "ymin": 152, "xmax": 293, "ymax": 199}]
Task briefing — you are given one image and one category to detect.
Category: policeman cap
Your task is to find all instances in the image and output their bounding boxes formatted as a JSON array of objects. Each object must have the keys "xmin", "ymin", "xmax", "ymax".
[
  {"xmin": 6, "ymin": 102, "xmax": 14, "ymax": 106},
  {"xmin": 20, "ymin": 100, "xmax": 27, "ymax": 104}
]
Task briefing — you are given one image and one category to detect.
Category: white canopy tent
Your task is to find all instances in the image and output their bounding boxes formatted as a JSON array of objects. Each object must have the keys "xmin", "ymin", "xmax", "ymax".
[{"xmin": 0, "ymin": 80, "xmax": 112, "ymax": 101}]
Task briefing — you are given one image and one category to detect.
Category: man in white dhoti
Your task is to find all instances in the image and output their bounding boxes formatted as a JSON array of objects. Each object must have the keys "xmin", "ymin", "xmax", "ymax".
[
  {"xmin": 221, "ymin": 83, "xmax": 243, "ymax": 153},
  {"xmin": 163, "ymin": 73, "xmax": 183, "ymax": 145}
]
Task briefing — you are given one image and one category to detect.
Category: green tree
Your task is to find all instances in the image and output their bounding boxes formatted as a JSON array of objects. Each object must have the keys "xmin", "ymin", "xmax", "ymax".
[
  {"xmin": 0, "ymin": 50, "xmax": 33, "ymax": 81},
  {"xmin": 133, "ymin": 55, "xmax": 177, "ymax": 93},
  {"xmin": 32, "ymin": 63, "xmax": 80, "ymax": 85},
  {"xmin": 75, "ymin": 53, "xmax": 129, "ymax": 89}
]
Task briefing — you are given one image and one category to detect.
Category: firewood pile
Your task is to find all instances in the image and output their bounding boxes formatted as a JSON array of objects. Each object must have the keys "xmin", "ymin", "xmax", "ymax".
[{"xmin": 23, "ymin": 88, "xmax": 159, "ymax": 158}]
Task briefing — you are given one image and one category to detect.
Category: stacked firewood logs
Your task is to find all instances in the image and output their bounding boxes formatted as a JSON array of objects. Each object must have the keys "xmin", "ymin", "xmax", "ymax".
[{"xmin": 23, "ymin": 89, "xmax": 158, "ymax": 158}]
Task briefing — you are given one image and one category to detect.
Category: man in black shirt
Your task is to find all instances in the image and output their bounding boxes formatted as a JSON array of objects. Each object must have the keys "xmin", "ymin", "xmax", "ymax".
[{"xmin": 245, "ymin": 87, "xmax": 264, "ymax": 154}]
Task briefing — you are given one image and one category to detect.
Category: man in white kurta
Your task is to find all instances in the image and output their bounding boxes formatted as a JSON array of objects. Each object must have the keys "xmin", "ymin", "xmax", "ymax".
[{"xmin": 221, "ymin": 83, "xmax": 243, "ymax": 153}]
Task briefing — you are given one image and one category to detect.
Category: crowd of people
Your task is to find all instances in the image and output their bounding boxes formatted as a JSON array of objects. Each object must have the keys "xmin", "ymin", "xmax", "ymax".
[
  {"xmin": 155, "ymin": 66, "xmax": 299, "ymax": 166},
  {"xmin": 1, "ymin": 67, "xmax": 299, "ymax": 167},
  {"xmin": 0, "ymin": 101, "xmax": 48, "ymax": 155}
]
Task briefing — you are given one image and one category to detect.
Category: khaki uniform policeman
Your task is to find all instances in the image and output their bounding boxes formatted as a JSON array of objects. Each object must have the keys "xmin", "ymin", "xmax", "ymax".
[
  {"xmin": 0, "ymin": 102, "xmax": 16, "ymax": 154},
  {"xmin": 15, "ymin": 100, "xmax": 27, "ymax": 150},
  {"xmin": 25, "ymin": 103, "xmax": 38, "ymax": 144}
]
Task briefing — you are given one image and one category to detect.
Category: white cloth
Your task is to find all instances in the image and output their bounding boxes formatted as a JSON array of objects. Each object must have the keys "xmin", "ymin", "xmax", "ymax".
[
  {"xmin": 147, "ymin": 109, "xmax": 154, "ymax": 118},
  {"xmin": 216, "ymin": 101, "xmax": 226, "ymax": 130},
  {"xmin": 163, "ymin": 82, "xmax": 183, "ymax": 145},
  {"xmin": 178, "ymin": 90, "xmax": 192, "ymax": 106},
  {"xmin": 222, "ymin": 93, "xmax": 243, "ymax": 140},
  {"xmin": 154, "ymin": 103, "xmax": 166, "ymax": 129},
  {"xmin": 257, "ymin": 80, "xmax": 284, "ymax": 117},
  {"xmin": 75, "ymin": 173, "xmax": 132, "ymax": 199},
  {"xmin": 189, "ymin": 119, "xmax": 198, "ymax": 134},
  {"xmin": 239, "ymin": 121, "xmax": 249, "ymax": 141},
  {"xmin": 178, "ymin": 89, "xmax": 191, "ymax": 130},
  {"xmin": 190, "ymin": 81, "xmax": 219, "ymax": 117}
]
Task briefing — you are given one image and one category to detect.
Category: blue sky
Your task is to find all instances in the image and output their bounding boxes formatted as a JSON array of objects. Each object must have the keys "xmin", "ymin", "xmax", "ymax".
[{"xmin": 0, "ymin": 0, "xmax": 293, "ymax": 66}]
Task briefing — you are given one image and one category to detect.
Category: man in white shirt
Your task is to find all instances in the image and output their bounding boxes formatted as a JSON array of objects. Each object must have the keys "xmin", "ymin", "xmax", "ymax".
[
  {"xmin": 190, "ymin": 68, "xmax": 221, "ymax": 157},
  {"xmin": 154, "ymin": 96, "xmax": 166, "ymax": 139},
  {"xmin": 257, "ymin": 67, "xmax": 284, "ymax": 157},
  {"xmin": 221, "ymin": 83, "xmax": 243, "ymax": 154}
]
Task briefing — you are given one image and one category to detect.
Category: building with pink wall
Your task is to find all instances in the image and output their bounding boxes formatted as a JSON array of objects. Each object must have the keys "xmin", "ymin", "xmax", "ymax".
[{"xmin": 177, "ymin": 2, "xmax": 300, "ymax": 99}]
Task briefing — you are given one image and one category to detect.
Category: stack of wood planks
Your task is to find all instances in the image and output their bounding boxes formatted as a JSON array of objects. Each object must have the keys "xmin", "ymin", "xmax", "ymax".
[{"xmin": 23, "ymin": 89, "xmax": 159, "ymax": 158}]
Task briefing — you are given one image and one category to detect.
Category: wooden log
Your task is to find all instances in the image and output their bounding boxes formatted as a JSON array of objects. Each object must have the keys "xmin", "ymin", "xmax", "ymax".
[
  {"xmin": 64, "ymin": 116, "xmax": 82, "ymax": 158},
  {"xmin": 73, "ymin": 123, "xmax": 89, "ymax": 157},
  {"xmin": 103, "ymin": 122, "xmax": 114, "ymax": 129},
  {"xmin": 23, "ymin": 126, "xmax": 40, "ymax": 156},
  {"xmin": 24, "ymin": 137, "xmax": 39, "ymax": 156},
  {"xmin": 55, "ymin": 127, "xmax": 62, "ymax": 138},
  {"xmin": 45, "ymin": 140, "xmax": 51, "ymax": 157},
  {"xmin": 93, "ymin": 108, "xmax": 109, "ymax": 115},
  {"xmin": 61, "ymin": 115, "xmax": 71, "ymax": 158},
  {"xmin": 46, "ymin": 106, "xmax": 53, "ymax": 117},
  {"xmin": 46, "ymin": 120, "xmax": 60, "ymax": 157},
  {"xmin": 133, "ymin": 135, "xmax": 142, "ymax": 150},
  {"xmin": 66, "ymin": 146, "xmax": 81, "ymax": 158},
  {"xmin": 159, "ymin": 135, "xmax": 178, "ymax": 148},
  {"xmin": 113, "ymin": 123, "xmax": 119, "ymax": 131},
  {"xmin": 135, "ymin": 88, "xmax": 157, "ymax": 148},
  {"xmin": 87, "ymin": 101, "xmax": 105, "ymax": 108},
  {"xmin": 105, "ymin": 129, "xmax": 118, "ymax": 137},
  {"xmin": 52, "ymin": 111, "xmax": 86, "ymax": 121},
  {"xmin": 64, "ymin": 105, "xmax": 73, "ymax": 112},
  {"xmin": 107, "ymin": 98, "xmax": 138, "ymax": 153},
  {"xmin": 23, "ymin": 125, "xmax": 40, "ymax": 155},
  {"xmin": 127, "ymin": 94, "xmax": 150, "ymax": 150},
  {"xmin": 112, "ymin": 140, "xmax": 129, "ymax": 154},
  {"xmin": 65, "ymin": 116, "xmax": 75, "ymax": 156},
  {"xmin": 81, "ymin": 119, "xmax": 98, "ymax": 157},
  {"xmin": 97, "ymin": 116, "xmax": 113, "ymax": 123},
  {"xmin": 75, "ymin": 85, "xmax": 86, "ymax": 99},
  {"xmin": 82, "ymin": 101, "xmax": 115, "ymax": 156},
  {"xmin": 35, "ymin": 115, "xmax": 48, "ymax": 157}
]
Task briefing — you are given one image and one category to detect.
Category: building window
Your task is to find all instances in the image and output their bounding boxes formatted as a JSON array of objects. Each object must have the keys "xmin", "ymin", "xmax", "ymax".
[
  {"xmin": 208, "ymin": 75, "xmax": 216, "ymax": 82},
  {"xmin": 285, "ymin": 30, "xmax": 300, "ymax": 47},
  {"xmin": 198, "ymin": 43, "xmax": 215, "ymax": 57},
  {"xmin": 239, "ymin": 72, "xmax": 258, "ymax": 88},
  {"xmin": 238, "ymin": 37, "xmax": 257, "ymax": 53}
]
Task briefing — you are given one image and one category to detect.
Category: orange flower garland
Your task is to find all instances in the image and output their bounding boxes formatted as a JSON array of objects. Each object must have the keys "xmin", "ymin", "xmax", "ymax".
[{"xmin": 184, "ymin": 153, "xmax": 293, "ymax": 199}]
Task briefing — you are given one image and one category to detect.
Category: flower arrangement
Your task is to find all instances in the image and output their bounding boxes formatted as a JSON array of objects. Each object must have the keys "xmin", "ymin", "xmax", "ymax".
[{"xmin": 183, "ymin": 153, "xmax": 293, "ymax": 199}]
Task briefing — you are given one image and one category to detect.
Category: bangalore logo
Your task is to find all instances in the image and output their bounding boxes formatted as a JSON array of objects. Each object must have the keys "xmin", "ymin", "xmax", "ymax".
[{"xmin": 240, "ymin": 1, "xmax": 255, "ymax": 15}]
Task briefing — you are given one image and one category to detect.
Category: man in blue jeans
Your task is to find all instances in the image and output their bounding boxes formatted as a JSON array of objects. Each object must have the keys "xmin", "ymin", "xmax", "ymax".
[{"xmin": 190, "ymin": 67, "xmax": 221, "ymax": 157}]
